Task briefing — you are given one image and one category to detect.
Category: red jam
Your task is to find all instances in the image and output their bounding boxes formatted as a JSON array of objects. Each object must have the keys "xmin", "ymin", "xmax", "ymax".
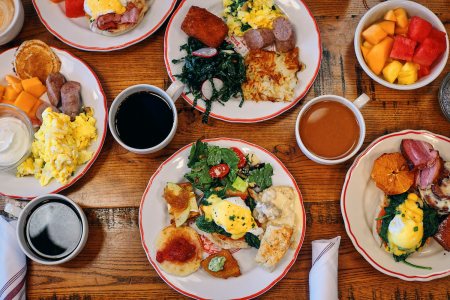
[{"xmin": 156, "ymin": 237, "xmax": 196, "ymax": 263}]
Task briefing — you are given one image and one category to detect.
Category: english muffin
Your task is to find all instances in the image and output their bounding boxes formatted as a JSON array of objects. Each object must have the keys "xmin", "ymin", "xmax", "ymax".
[
  {"xmin": 14, "ymin": 40, "xmax": 61, "ymax": 82},
  {"xmin": 155, "ymin": 226, "xmax": 203, "ymax": 276}
]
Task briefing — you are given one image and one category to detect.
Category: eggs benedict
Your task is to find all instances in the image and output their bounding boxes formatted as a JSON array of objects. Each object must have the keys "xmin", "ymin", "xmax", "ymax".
[
  {"xmin": 377, "ymin": 192, "xmax": 439, "ymax": 268},
  {"xmin": 84, "ymin": 0, "xmax": 150, "ymax": 36},
  {"xmin": 195, "ymin": 195, "xmax": 263, "ymax": 249}
]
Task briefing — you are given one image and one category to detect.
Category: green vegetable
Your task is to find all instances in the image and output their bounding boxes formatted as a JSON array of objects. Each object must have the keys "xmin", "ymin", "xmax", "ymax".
[
  {"xmin": 248, "ymin": 164, "xmax": 274, "ymax": 190},
  {"xmin": 232, "ymin": 176, "xmax": 248, "ymax": 192},
  {"xmin": 208, "ymin": 256, "xmax": 226, "ymax": 272},
  {"xmin": 195, "ymin": 215, "xmax": 231, "ymax": 237},
  {"xmin": 172, "ymin": 37, "xmax": 246, "ymax": 123},
  {"xmin": 184, "ymin": 160, "xmax": 213, "ymax": 191},
  {"xmin": 187, "ymin": 140, "xmax": 208, "ymax": 168},
  {"xmin": 245, "ymin": 232, "xmax": 260, "ymax": 249},
  {"xmin": 246, "ymin": 197, "xmax": 257, "ymax": 212}
]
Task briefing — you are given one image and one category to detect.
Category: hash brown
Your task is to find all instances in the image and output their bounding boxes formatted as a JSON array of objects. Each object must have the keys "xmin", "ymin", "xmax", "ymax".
[{"xmin": 242, "ymin": 47, "xmax": 301, "ymax": 102}]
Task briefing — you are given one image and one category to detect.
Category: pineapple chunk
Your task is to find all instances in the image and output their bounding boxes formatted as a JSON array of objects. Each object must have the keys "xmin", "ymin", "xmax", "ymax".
[
  {"xmin": 394, "ymin": 8, "xmax": 408, "ymax": 28},
  {"xmin": 382, "ymin": 60, "xmax": 403, "ymax": 83},
  {"xmin": 384, "ymin": 10, "xmax": 397, "ymax": 22},
  {"xmin": 397, "ymin": 62, "xmax": 418, "ymax": 85}
]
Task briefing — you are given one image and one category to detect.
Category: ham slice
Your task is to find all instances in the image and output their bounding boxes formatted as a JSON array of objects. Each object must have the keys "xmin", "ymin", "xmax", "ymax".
[
  {"xmin": 400, "ymin": 139, "xmax": 438, "ymax": 170},
  {"xmin": 96, "ymin": 3, "xmax": 140, "ymax": 31},
  {"xmin": 416, "ymin": 157, "xmax": 443, "ymax": 189}
]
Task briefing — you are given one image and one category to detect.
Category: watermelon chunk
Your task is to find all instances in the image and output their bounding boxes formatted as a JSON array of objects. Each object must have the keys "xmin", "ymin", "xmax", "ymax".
[
  {"xmin": 65, "ymin": 0, "xmax": 84, "ymax": 18},
  {"xmin": 417, "ymin": 65, "xmax": 430, "ymax": 78},
  {"xmin": 428, "ymin": 28, "xmax": 447, "ymax": 53},
  {"xmin": 390, "ymin": 36, "xmax": 417, "ymax": 61},
  {"xmin": 413, "ymin": 37, "xmax": 444, "ymax": 67},
  {"xmin": 408, "ymin": 16, "xmax": 432, "ymax": 42}
]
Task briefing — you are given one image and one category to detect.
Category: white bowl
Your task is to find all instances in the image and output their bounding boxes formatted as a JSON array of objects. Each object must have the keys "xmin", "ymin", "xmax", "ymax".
[
  {"xmin": 354, "ymin": 0, "xmax": 449, "ymax": 90},
  {"xmin": 0, "ymin": 0, "xmax": 24, "ymax": 46}
]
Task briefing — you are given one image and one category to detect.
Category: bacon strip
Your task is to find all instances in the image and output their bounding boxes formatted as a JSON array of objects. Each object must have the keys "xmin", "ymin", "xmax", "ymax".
[
  {"xmin": 416, "ymin": 156, "xmax": 443, "ymax": 189},
  {"xmin": 96, "ymin": 3, "xmax": 140, "ymax": 31}
]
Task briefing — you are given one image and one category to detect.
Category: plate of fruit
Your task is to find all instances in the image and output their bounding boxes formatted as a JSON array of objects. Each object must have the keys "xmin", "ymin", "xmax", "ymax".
[{"xmin": 354, "ymin": 1, "xmax": 448, "ymax": 90}]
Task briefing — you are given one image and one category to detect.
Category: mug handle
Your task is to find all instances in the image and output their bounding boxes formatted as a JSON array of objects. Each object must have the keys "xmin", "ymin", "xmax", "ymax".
[
  {"xmin": 165, "ymin": 81, "xmax": 185, "ymax": 103},
  {"xmin": 353, "ymin": 93, "xmax": 370, "ymax": 110}
]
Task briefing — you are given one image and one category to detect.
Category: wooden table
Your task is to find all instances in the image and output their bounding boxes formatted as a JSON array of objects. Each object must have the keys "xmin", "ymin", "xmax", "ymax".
[{"xmin": 2, "ymin": 0, "xmax": 449, "ymax": 299}]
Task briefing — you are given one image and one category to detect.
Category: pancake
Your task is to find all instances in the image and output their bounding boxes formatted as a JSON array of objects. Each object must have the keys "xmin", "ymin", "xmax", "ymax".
[
  {"xmin": 155, "ymin": 226, "xmax": 203, "ymax": 276},
  {"xmin": 14, "ymin": 40, "xmax": 61, "ymax": 82}
]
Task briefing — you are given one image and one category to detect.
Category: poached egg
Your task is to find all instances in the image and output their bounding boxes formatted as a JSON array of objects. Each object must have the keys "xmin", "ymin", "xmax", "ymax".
[
  {"xmin": 84, "ymin": 0, "xmax": 129, "ymax": 19},
  {"xmin": 202, "ymin": 195, "xmax": 263, "ymax": 239}
]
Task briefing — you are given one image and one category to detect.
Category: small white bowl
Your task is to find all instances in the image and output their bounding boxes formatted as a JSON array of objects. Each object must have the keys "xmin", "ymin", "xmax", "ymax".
[
  {"xmin": 0, "ymin": 0, "xmax": 24, "ymax": 46},
  {"xmin": 354, "ymin": 0, "xmax": 449, "ymax": 90}
]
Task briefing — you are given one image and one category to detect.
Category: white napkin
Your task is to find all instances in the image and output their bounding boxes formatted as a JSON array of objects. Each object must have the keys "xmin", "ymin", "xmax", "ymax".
[
  {"xmin": 0, "ymin": 216, "xmax": 26, "ymax": 300},
  {"xmin": 309, "ymin": 236, "xmax": 341, "ymax": 300}
]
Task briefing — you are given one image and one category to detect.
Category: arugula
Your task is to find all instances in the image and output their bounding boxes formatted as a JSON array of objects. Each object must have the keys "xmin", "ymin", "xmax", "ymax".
[
  {"xmin": 196, "ymin": 215, "xmax": 231, "ymax": 237},
  {"xmin": 172, "ymin": 37, "xmax": 246, "ymax": 123},
  {"xmin": 248, "ymin": 164, "xmax": 274, "ymax": 190},
  {"xmin": 187, "ymin": 140, "xmax": 208, "ymax": 168},
  {"xmin": 245, "ymin": 232, "xmax": 260, "ymax": 249},
  {"xmin": 184, "ymin": 160, "xmax": 213, "ymax": 191}
]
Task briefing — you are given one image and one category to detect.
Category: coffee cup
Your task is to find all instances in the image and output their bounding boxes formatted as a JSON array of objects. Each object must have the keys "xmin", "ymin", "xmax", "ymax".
[
  {"xmin": 4, "ymin": 194, "xmax": 88, "ymax": 265},
  {"xmin": 108, "ymin": 82, "xmax": 184, "ymax": 154},
  {"xmin": 295, "ymin": 94, "xmax": 370, "ymax": 165},
  {"xmin": 0, "ymin": 0, "xmax": 24, "ymax": 46}
]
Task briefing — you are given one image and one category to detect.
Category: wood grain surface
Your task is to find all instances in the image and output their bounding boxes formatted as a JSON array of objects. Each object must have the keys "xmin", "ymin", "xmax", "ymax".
[{"xmin": 1, "ymin": 0, "xmax": 449, "ymax": 299}]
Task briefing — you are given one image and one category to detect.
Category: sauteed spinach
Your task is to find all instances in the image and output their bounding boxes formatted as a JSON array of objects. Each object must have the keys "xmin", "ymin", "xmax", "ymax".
[{"xmin": 172, "ymin": 37, "xmax": 246, "ymax": 123}]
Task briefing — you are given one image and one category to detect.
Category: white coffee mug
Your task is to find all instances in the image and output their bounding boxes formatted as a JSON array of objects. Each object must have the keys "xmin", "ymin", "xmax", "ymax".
[
  {"xmin": 5, "ymin": 194, "xmax": 89, "ymax": 265},
  {"xmin": 108, "ymin": 82, "xmax": 184, "ymax": 154},
  {"xmin": 295, "ymin": 94, "xmax": 370, "ymax": 165},
  {"xmin": 0, "ymin": 0, "xmax": 24, "ymax": 46}
]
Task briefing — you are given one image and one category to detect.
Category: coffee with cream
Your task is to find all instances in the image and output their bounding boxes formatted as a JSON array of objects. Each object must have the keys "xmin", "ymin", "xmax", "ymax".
[{"xmin": 0, "ymin": 0, "xmax": 14, "ymax": 33}]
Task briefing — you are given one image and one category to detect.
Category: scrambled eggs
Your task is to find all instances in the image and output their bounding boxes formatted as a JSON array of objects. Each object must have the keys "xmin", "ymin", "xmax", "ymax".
[
  {"xmin": 203, "ymin": 195, "xmax": 262, "ymax": 239},
  {"xmin": 386, "ymin": 193, "xmax": 424, "ymax": 256},
  {"xmin": 223, "ymin": 0, "xmax": 284, "ymax": 36},
  {"xmin": 17, "ymin": 108, "xmax": 97, "ymax": 186}
]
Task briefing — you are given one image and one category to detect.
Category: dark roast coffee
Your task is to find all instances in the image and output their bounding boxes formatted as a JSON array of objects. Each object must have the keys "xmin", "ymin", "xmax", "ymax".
[
  {"xmin": 115, "ymin": 91, "xmax": 174, "ymax": 149},
  {"xmin": 26, "ymin": 200, "xmax": 83, "ymax": 259}
]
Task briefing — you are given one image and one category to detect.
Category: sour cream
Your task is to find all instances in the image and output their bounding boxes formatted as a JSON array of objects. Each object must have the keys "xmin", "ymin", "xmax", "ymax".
[
  {"xmin": 0, "ymin": 117, "xmax": 30, "ymax": 167},
  {"xmin": 0, "ymin": 0, "xmax": 15, "ymax": 33}
]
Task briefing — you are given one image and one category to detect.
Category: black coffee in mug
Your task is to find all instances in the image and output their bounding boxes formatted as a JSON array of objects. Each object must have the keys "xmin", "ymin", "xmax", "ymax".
[
  {"xmin": 114, "ymin": 91, "xmax": 174, "ymax": 149},
  {"xmin": 25, "ymin": 199, "xmax": 83, "ymax": 259}
]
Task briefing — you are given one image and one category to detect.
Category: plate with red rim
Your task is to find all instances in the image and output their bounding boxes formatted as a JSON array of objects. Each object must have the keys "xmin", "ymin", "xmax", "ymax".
[
  {"xmin": 139, "ymin": 138, "xmax": 306, "ymax": 299},
  {"xmin": 0, "ymin": 47, "xmax": 107, "ymax": 199},
  {"xmin": 341, "ymin": 130, "xmax": 450, "ymax": 281},
  {"xmin": 164, "ymin": 0, "xmax": 321, "ymax": 123},
  {"xmin": 32, "ymin": 0, "xmax": 177, "ymax": 52}
]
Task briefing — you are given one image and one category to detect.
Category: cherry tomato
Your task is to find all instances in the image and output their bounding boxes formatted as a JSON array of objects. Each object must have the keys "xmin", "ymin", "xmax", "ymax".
[
  {"xmin": 231, "ymin": 147, "xmax": 246, "ymax": 168},
  {"xmin": 209, "ymin": 164, "xmax": 230, "ymax": 178},
  {"xmin": 376, "ymin": 208, "xmax": 386, "ymax": 234}
]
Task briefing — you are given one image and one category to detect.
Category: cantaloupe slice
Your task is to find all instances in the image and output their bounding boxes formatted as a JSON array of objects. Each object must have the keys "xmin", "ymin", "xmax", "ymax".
[
  {"xmin": 395, "ymin": 21, "xmax": 409, "ymax": 35},
  {"xmin": 14, "ymin": 91, "xmax": 38, "ymax": 114},
  {"xmin": 384, "ymin": 10, "xmax": 397, "ymax": 22},
  {"xmin": 394, "ymin": 8, "xmax": 408, "ymax": 28},
  {"xmin": 21, "ymin": 77, "xmax": 47, "ymax": 98},
  {"xmin": 0, "ymin": 86, "xmax": 5, "ymax": 99},
  {"xmin": 362, "ymin": 24, "xmax": 388, "ymax": 45},
  {"xmin": 363, "ymin": 41, "xmax": 374, "ymax": 49},
  {"xmin": 29, "ymin": 98, "xmax": 43, "ymax": 119},
  {"xmin": 366, "ymin": 36, "xmax": 394, "ymax": 75},
  {"xmin": 378, "ymin": 20, "xmax": 395, "ymax": 35},
  {"xmin": 361, "ymin": 45, "xmax": 371, "ymax": 61},
  {"xmin": 5, "ymin": 75, "xmax": 23, "ymax": 93},
  {"xmin": 3, "ymin": 86, "xmax": 19, "ymax": 102}
]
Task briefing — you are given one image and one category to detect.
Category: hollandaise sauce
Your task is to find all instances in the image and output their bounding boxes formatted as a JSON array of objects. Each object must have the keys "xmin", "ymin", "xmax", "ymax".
[{"xmin": 0, "ymin": 117, "xmax": 30, "ymax": 167}]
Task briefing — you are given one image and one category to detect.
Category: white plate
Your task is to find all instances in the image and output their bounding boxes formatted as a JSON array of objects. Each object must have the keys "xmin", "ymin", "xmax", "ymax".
[
  {"xmin": 32, "ymin": 0, "xmax": 177, "ymax": 52},
  {"xmin": 0, "ymin": 47, "xmax": 107, "ymax": 199},
  {"xmin": 341, "ymin": 130, "xmax": 450, "ymax": 281},
  {"xmin": 139, "ymin": 138, "xmax": 306, "ymax": 299},
  {"xmin": 164, "ymin": 0, "xmax": 321, "ymax": 123}
]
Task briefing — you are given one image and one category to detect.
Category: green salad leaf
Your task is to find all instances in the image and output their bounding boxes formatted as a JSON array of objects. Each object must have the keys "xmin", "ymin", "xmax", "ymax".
[
  {"xmin": 248, "ymin": 164, "xmax": 274, "ymax": 190},
  {"xmin": 195, "ymin": 215, "xmax": 231, "ymax": 237}
]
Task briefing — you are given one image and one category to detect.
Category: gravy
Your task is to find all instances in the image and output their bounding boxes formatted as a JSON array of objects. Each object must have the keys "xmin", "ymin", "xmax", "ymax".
[
  {"xmin": 0, "ymin": 0, "xmax": 14, "ymax": 33},
  {"xmin": 299, "ymin": 100, "xmax": 360, "ymax": 160}
]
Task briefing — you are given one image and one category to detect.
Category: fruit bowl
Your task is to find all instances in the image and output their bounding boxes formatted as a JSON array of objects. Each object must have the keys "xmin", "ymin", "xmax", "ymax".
[{"xmin": 354, "ymin": 0, "xmax": 448, "ymax": 90}]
